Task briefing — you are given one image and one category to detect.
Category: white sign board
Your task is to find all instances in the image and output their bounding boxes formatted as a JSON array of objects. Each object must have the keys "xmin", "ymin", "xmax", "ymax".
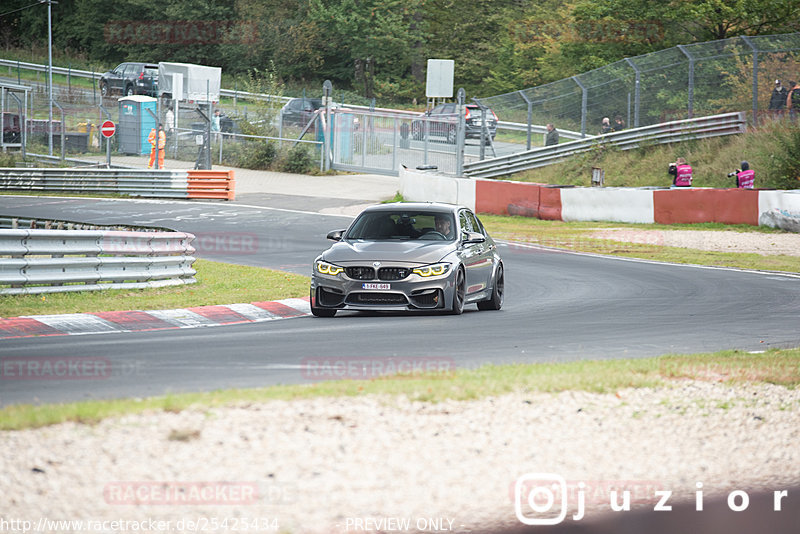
[
  {"xmin": 158, "ymin": 62, "xmax": 221, "ymax": 102},
  {"xmin": 426, "ymin": 59, "xmax": 454, "ymax": 98}
]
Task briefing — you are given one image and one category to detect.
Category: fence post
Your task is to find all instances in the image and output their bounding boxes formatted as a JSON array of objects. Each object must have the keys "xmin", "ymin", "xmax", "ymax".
[
  {"xmin": 572, "ymin": 76, "xmax": 587, "ymax": 138},
  {"xmin": 53, "ymin": 100, "xmax": 65, "ymax": 162},
  {"xmin": 456, "ymin": 88, "xmax": 466, "ymax": 177},
  {"xmin": 624, "ymin": 58, "xmax": 641, "ymax": 128},
  {"xmin": 519, "ymin": 90, "xmax": 533, "ymax": 151},
  {"xmin": 740, "ymin": 36, "xmax": 759, "ymax": 127}
]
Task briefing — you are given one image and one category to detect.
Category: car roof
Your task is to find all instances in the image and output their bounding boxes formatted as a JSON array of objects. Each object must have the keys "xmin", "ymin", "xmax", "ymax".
[{"xmin": 361, "ymin": 202, "xmax": 464, "ymax": 214}]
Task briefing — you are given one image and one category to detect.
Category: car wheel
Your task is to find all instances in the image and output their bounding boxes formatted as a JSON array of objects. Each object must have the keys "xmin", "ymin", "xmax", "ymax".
[
  {"xmin": 478, "ymin": 262, "xmax": 504, "ymax": 311},
  {"xmin": 450, "ymin": 267, "xmax": 465, "ymax": 315},
  {"xmin": 411, "ymin": 122, "xmax": 422, "ymax": 140},
  {"xmin": 125, "ymin": 85, "xmax": 134, "ymax": 97},
  {"xmin": 310, "ymin": 289, "xmax": 336, "ymax": 317},
  {"xmin": 100, "ymin": 82, "xmax": 108, "ymax": 97}
]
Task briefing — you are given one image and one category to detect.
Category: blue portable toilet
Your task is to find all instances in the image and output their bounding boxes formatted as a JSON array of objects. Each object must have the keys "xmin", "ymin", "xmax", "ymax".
[{"xmin": 118, "ymin": 96, "xmax": 158, "ymax": 155}]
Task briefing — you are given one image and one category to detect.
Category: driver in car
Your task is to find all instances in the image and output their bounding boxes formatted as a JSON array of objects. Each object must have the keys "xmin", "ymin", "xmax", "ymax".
[{"xmin": 435, "ymin": 215, "xmax": 454, "ymax": 239}]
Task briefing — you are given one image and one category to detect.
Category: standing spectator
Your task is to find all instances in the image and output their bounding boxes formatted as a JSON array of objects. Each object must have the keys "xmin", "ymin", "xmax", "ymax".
[
  {"xmin": 733, "ymin": 161, "xmax": 755, "ymax": 189},
  {"xmin": 545, "ymin": 123, "xmax": 559, "ymax": 146},
  {"xmin": 211, "ymin": 109, "xmax": 221, "ymax": 142},
  {"xmin": 613, "ymin": 115, "xmax": 625, "ymax": 131},
  {"xmin": 769, "ymin": 80, "xmax": 788, "ymax": 118},
  {"xmin": 147, "ymin": 124, "xmax": 166, "ymax": 169},
  {"xmin": 668, "ymin": 157, "xmax": 692, "ymax": 187},
  {"xmin": 787, "ymin": 81, "xmax": 800, "ymax": 122},
  {"xmin": 600, "ymin": 117, "xmax": 613, "ymax": 134},
  {"xmin": 164, "ymin": 106, "xmax": 175, "ymax": 137}
]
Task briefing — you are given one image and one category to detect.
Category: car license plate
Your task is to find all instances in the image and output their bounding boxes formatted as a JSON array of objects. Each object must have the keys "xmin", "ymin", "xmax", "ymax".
[{"xmin": 362, "ymin": 283, "xmax": 390, "ymax": 290}]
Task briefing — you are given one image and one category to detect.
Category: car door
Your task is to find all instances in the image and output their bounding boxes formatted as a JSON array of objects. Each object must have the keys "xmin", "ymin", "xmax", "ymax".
[
  {"xmin": 458, "ymin": 209, "xmax": 493, "ymax": 297},
  {"xmin": 111, "ymin": 63, "xmax": 128, "ymax": 93},
  {"xmin": 466, "ymin": 210, "xmax": 496, "ymax": 292}
]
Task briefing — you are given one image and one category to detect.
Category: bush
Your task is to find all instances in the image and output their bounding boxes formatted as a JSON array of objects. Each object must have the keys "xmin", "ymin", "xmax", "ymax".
[
  {"xmin": 763, "ymin": 123, "xmax": 800, "ymax": 189},
  {"xmin": 241, "ymin": 141, "xmax": 277, "ymax": 170},
  {"xmin": 0, "ymin": 151, "xmax": 20, "ymax": 167},
  {"xmin": 281, "ymin": 145, "xmax": 315, "ymax": 174}
]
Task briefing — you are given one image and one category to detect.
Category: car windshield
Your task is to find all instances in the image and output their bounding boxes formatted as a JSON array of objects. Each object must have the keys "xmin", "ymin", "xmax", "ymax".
[{"xmin": 345, "ymin": 211, "xmax": 456, "ymax": 241}]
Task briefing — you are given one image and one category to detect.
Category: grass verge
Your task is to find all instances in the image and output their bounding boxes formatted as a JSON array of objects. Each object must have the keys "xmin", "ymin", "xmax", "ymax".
[
  {"xmin": 480, "ymin": 215, "xmax": 800, "ymax": 273},
  {"xmin": 0, "ymin": 259, "xmax": 309, "ymax": 317},
  {"xmin": 1, "ymin": 348, "xmax": 797, "ymax": 431}
]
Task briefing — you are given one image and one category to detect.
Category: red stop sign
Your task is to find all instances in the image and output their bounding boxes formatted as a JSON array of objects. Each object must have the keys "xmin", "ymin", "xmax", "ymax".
[{"xmin": 100, "ymin": 120, "xmax": 116, "ymax": 138}]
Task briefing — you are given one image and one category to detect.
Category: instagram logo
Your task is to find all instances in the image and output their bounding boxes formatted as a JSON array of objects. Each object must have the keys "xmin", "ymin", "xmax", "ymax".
[{"xmin": 514, "ymin": 473, "xmax": 570, "ymax": 525}]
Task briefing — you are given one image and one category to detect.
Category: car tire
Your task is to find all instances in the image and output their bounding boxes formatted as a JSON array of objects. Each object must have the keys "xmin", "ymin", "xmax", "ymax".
[
  {"xmin": 125, "ymin": 85, "xmax": 134, "ymax": 97},
  {"xmin": 100, "ymin": 82, "xmax": 108, "ymax": 97},
  {"xmin": 310, "ymin": 289, "xmax": 337, "ymax": 317},
  {"xmin": 449, "ymin": 267, "xmax": 465, "ymax": 315},
  {"xmin": 478, "ymin": 262, "xmax": 504, "ymax": 311}
]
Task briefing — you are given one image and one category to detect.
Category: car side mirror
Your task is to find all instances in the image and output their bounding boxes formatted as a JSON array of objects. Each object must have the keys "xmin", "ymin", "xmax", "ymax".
[
  {"xmin": 327, "ymin": 230, "xmax": 345, "ymax": 241},
  {"xmin": 462, "ymin": 231, "xmax": 485, "ymax": 245}
]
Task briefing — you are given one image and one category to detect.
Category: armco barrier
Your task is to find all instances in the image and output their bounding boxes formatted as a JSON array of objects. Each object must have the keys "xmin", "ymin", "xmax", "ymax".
[
  {"xmin": 0, "ymin": 168, "xmax": 235, "ymax": 201},
  {"xmin": 653, "ymin": 188, "xmax": 759, "ymax": 225},
  {"xmin": 0, "ymin": 229, "xmax": 196, "ymax": 295}
]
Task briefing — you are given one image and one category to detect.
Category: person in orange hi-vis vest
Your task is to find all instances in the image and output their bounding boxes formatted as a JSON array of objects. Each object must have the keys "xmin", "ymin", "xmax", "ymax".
[{"xmin": 148, "ymin": 124, "xmax": 166, "ymax": 169}]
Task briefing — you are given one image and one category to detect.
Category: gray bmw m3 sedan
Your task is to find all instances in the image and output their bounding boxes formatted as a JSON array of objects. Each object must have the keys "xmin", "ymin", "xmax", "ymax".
[{"xmin": 310, "ymin": 202, "xmax": 504, "ymax": 317}]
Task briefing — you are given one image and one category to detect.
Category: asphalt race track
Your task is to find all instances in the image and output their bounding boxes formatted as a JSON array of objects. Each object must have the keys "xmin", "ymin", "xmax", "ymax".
[{"xmin": 2, "ymin": 195, "xmax": 799, "ymax": 406}]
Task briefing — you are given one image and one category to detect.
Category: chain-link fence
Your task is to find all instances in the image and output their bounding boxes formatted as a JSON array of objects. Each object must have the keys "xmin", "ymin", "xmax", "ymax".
[
  {"xmin": 1, "ymin": 78, "xmax": 324, "ymax": 170},
  {"xmin": 476, "ymin": 32, "xmax": 800, "ymax": 137}
]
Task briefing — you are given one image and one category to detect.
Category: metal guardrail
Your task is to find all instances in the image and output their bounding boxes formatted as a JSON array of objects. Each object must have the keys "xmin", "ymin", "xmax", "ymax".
[
  {"xmin": 464, "ymin": 112, "xmax": 747, "ymax": 179},
  {"xmin": 0, "ymin": 59, "xmax": 290, "ymax": 103},
  {"xmin": 498, "ymin": 121, "xmax": 584, "ymax": 141},
  {"xmin": 0, "ymin": 229, "xmax": 196, "ymax": 295},
  {"xmin": 0, "ymin": 167, "xmax": 235, "ymax": 200},
  {"xmin": 0, "ymin": 215, "xmax": 169, "ymax": 232}
]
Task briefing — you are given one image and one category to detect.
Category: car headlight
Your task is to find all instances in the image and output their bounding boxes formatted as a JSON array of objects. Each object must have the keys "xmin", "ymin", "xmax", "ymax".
[
  {"xmin": 316, "ymin": 261, "xmax": 344, "ymax": 276},
  {"xmin": 412, "ymin": 263, "xmax": 451, "ymax": 277}
]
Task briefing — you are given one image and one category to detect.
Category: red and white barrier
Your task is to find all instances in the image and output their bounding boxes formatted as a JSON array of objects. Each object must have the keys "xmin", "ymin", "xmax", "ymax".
[{"xmin": 399, "ymin": 167, "xmax": 800, "ymax": 230}]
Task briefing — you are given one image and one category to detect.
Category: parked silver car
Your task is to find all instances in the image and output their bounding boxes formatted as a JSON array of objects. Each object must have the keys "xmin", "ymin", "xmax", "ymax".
[{"xmin": 310, "ymin": 202, "xmax": 504, "ymax": 317}]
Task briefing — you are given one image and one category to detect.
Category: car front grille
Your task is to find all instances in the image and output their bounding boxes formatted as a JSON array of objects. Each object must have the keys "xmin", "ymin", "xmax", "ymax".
[
  {"xmin": 345, "ymin": 266, "xmax": 375, "ymax": 280},
  {"xmin": 378, "ymin": 267, "xmax": 410, "ymax": 281},
  {"xmin": 346, "ymin": 293, "xmax": 408, "ymax": 305}
]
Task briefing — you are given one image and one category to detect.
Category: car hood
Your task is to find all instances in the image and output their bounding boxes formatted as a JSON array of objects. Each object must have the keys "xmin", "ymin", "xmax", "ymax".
[{"xmin": 322, "ymin": 240, "xmax": 455, "ymax": 265}]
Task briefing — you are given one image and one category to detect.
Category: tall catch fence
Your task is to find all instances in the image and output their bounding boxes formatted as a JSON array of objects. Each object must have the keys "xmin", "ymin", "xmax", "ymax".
[{"xmin": 476, "ymin": 32, "xmax": 800, "ymax": 138}]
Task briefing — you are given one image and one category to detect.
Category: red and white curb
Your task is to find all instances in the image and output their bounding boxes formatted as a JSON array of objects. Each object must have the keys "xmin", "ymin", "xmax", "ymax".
[{"xmin": 0, "ymin": 297, "xmax": 311, "ymax": 340}]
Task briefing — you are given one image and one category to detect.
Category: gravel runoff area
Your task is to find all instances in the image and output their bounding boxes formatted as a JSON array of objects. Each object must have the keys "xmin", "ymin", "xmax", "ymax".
[
  {"xmin": 2, "ymin": 380, "xmax": 799, "ymax": 533},
  {"xmin": 589, "ymin": 229, "xmax": 800, "ymax": 256}
]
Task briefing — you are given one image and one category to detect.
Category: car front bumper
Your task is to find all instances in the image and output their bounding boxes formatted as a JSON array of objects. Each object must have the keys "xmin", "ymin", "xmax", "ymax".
[{"xmin": 311, "ymin": 267, "xmax": 458, "ymax": 312}]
